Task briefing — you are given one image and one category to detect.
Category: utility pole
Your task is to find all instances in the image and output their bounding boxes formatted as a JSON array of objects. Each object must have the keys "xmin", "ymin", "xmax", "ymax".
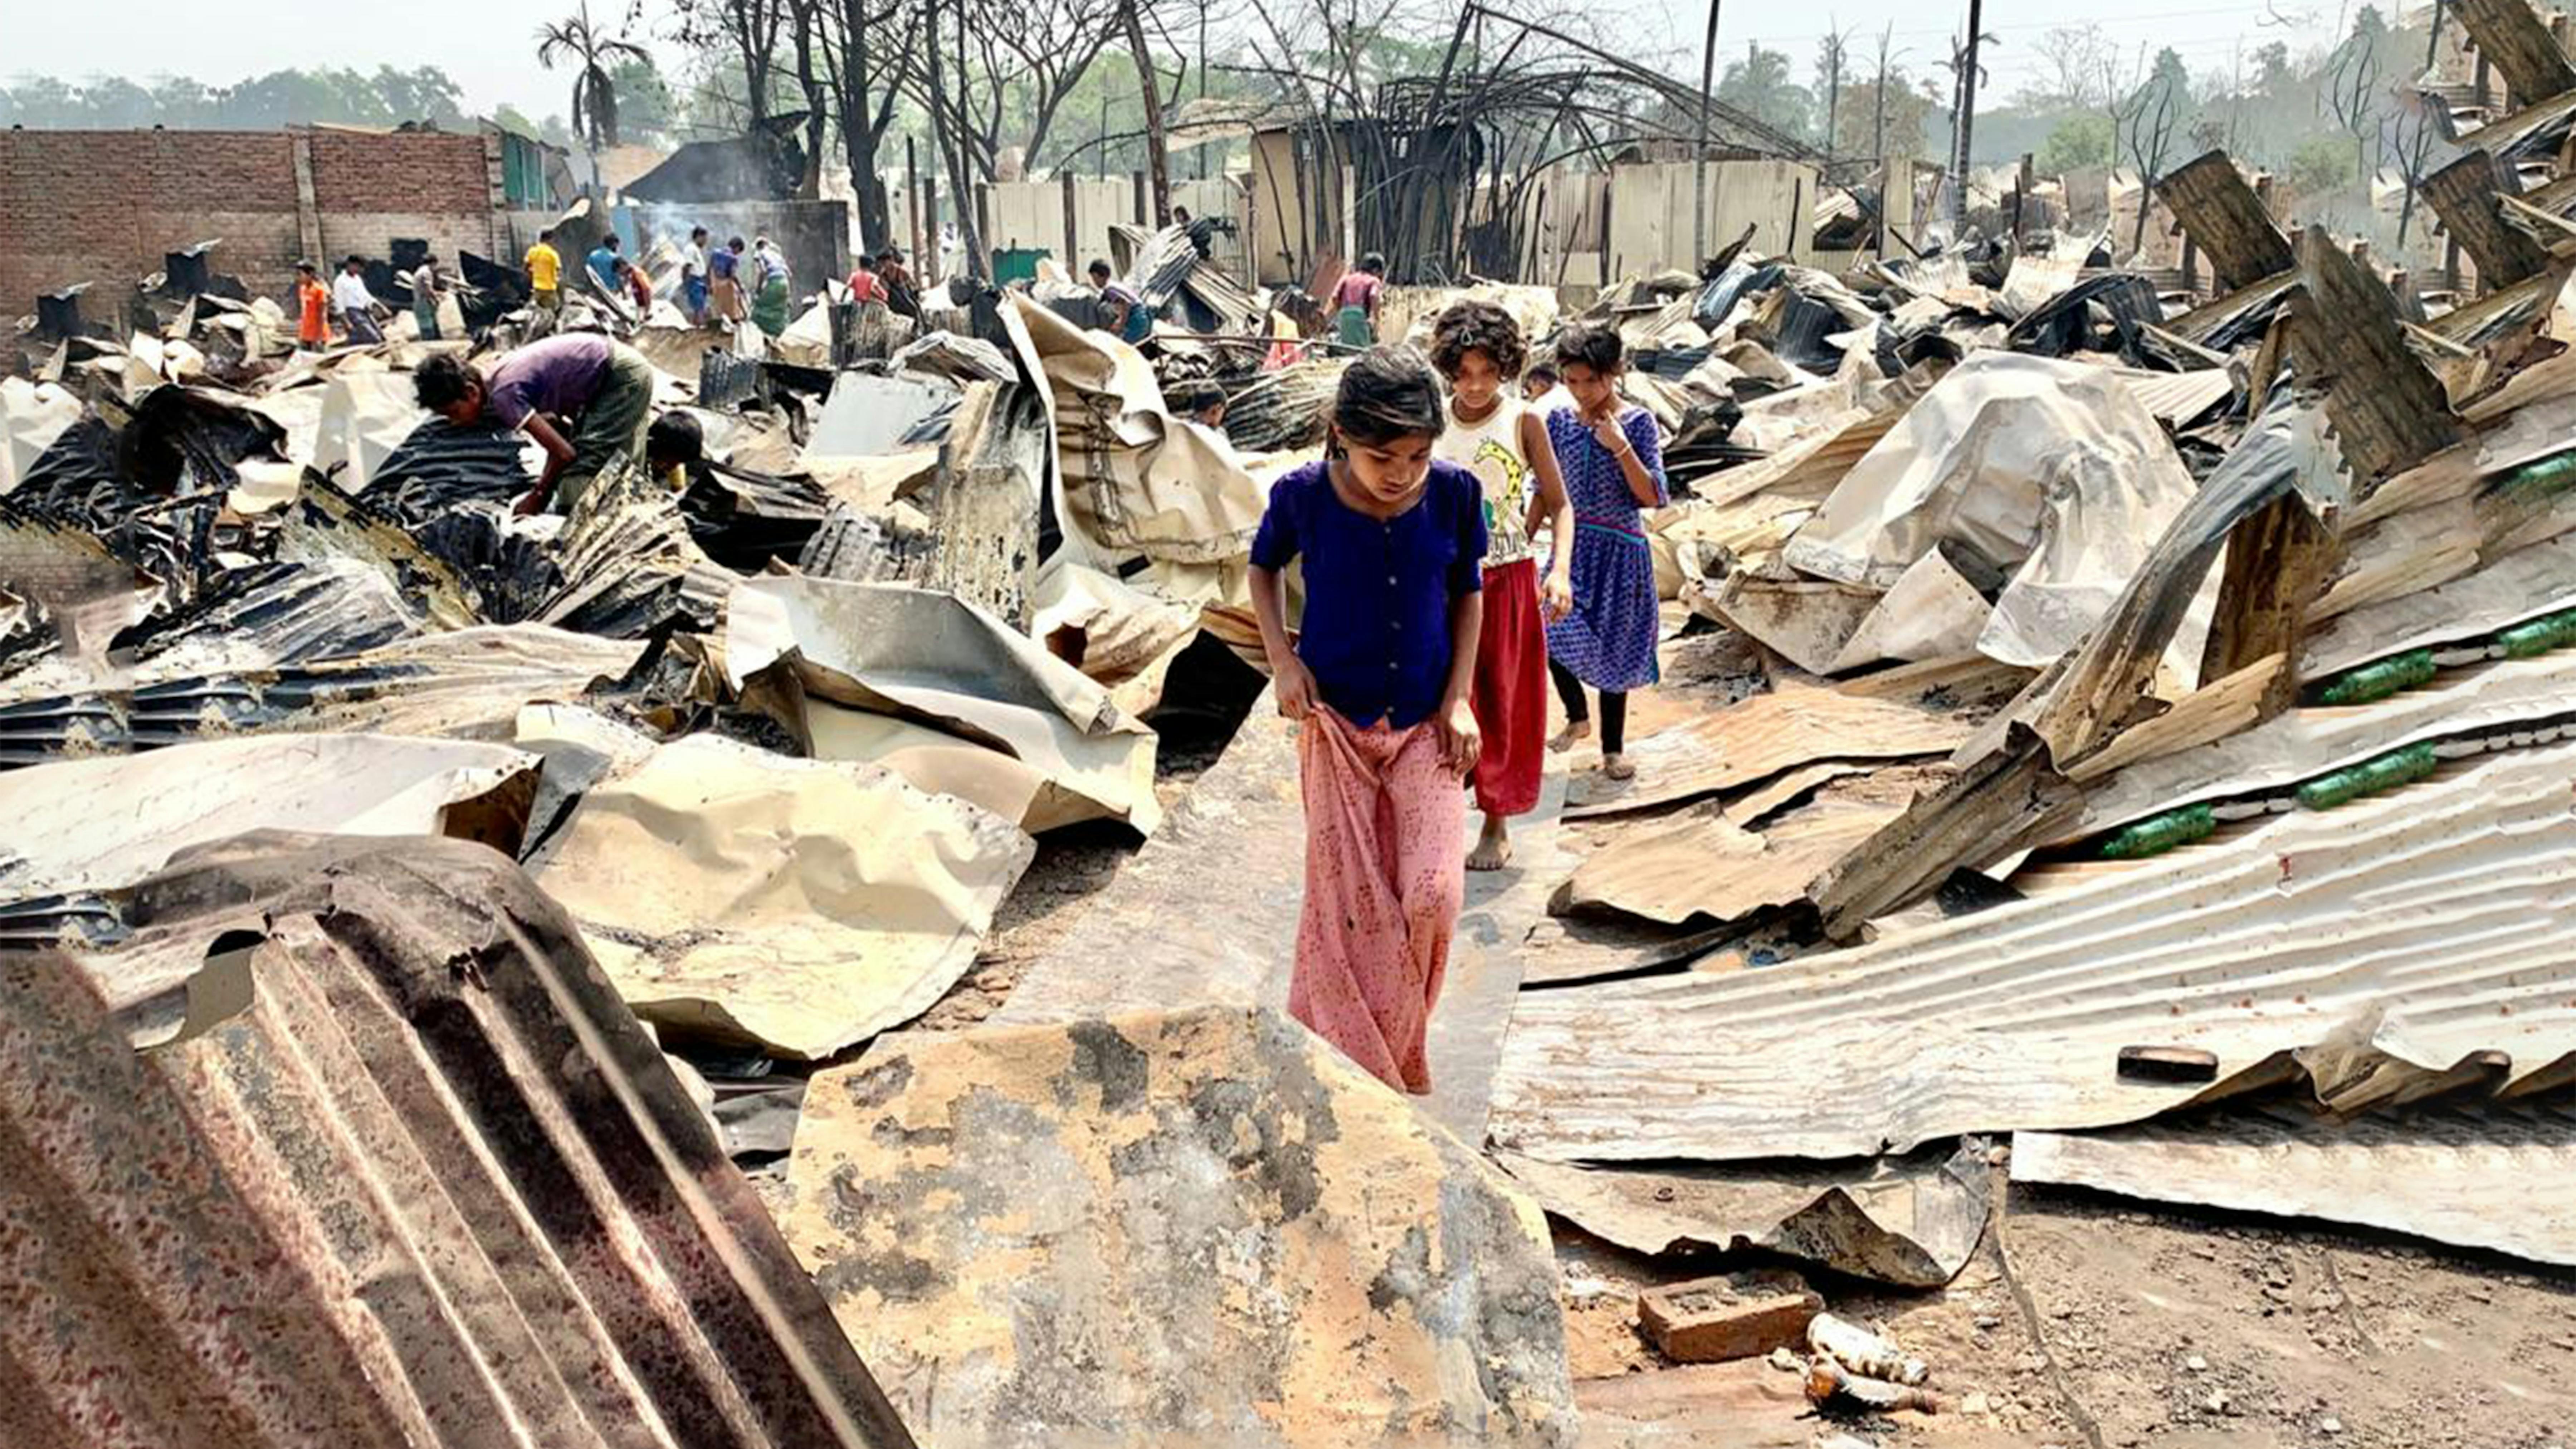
[
  {"xmin": 1821, "ymin": 25, "xmax": 1847, "ymax": 159},
  {"xmin": 1198, "ymin": 2, "xmax": 1210, "ymax": 180},
  {"xmin": 1691, "ymin": 0, "xmax": 1723, "ymax": 263},
  {"xmin": 1946, "ymin": 0, "xmax": 1984, "ymax": 234},
  {"xmin": 1126, "ymin": 0, "xmax": 1172, "ymax": 225},
  {"xmin": 1872, "ymin": 24, "xmax": 1891, "ymax": 173}
]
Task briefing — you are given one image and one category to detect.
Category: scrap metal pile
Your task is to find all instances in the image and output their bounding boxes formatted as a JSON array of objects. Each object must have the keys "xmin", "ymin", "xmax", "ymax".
[
  {"xmin": 1492, "ymin": 80, "xmax": 2576, "ymax": 1331},
  {"xmin": 9, "ymin": 67, "xmax": 2576, "ymax": 1428},
  {"xmin": 0, "ymin": 213, "xmax": 1364, "ymax": 1444}
]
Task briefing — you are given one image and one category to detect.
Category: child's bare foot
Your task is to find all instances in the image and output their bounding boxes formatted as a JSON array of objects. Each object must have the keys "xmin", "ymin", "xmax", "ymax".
[
  {"xmin": 1549, "ymin": 718, "xmax": 1592, "ymax": 753},
  {"xmin": 1602, "ymin": 752, "xmax": 1635, "ymax": 781},
  {"xmin": 1468, "ymin": 813, "xmax": 1513, "ymax": 871}
]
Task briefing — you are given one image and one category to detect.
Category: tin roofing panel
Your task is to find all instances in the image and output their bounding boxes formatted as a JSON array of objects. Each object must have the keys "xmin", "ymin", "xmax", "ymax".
[{"xmin": 0, "ymin": 834, "xmax": 916, "ymax": 1449}]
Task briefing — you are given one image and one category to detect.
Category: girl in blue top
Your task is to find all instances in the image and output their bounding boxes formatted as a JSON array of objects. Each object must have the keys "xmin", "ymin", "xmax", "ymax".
[{"xmin": 1249, "ymin": 347, "xmax": 1487, "ymax": 1094}]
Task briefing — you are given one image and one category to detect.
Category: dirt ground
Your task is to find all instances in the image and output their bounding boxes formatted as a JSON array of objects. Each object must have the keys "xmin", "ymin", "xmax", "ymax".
[
  {"xmin": 911, "ymin": 701, "xmax": 1240, "ymax": 1033},
  {"xmin": 1563, "ymin": 1179, "xmax": 2576, "ymax": 1449}
]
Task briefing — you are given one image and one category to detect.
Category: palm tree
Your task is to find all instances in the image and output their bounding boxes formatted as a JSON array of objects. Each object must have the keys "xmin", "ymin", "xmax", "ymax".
[{"xmin": 536, "ymin": 1, "xmax": 650, "ymax": 177}]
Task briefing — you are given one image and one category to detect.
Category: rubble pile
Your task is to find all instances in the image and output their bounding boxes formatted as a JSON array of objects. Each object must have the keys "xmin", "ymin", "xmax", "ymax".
[{"xmin": 9, "ymin": 86, "xmax": 2576, "ymax": 1438}]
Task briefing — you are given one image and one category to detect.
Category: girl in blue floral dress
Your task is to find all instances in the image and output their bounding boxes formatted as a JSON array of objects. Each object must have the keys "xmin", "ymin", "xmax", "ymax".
[{"xmin": 1541, "ymin": 322, "xmax": 1667, "ymax": 780}]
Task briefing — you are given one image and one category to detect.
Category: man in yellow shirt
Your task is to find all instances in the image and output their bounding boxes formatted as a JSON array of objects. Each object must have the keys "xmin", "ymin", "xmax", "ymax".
[{"xmin": 524, "ymin": 229, "xmax": 564, "ymax": 315}]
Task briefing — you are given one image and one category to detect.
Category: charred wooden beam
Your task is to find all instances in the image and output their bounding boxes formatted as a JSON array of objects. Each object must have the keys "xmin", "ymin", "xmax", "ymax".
[
  {"xmin": 2423, "ymin": 150, "xmax": 2552, "ymax": 288},
  {"xmin": 2284, "ymin": 228, "xmax": 2465, "ymax": 488},
  {"xmin": 2157, "ymin": 151, "xmax": 2294, "ymax": 290},
  {"xmin": 1806, "ymin": 728, "xmax": 2078, "ymax": 943},
  {"xmin": 2452, "ymin": 0, "xmax": 2576, "ymax": 114},
  {"xmin": 2199, "ymin": 491, "xmax": 2337, "ymax": 722}
]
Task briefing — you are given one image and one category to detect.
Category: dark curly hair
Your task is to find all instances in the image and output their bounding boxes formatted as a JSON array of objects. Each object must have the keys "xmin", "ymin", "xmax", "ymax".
[
  {"xmin": 1553, "ymin": 321, "xmax": 1624, "ymax": 375},
  {"xmin": 413, "ymin": 352, "xmax": 478, "ymax": 411},
  {"xmin": 1330, "ymin": 345, "xmax": 1445, "ymax": 449},
  {"xmin": 1428, "ymin": 299, "xmax": 1528, "ymax": 381}
]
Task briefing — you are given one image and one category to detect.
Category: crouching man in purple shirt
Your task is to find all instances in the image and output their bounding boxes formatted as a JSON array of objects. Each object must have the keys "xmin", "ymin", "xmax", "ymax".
[{"xmin": 413, "ymin": 333, "xmax": 701, "ymax": 514}]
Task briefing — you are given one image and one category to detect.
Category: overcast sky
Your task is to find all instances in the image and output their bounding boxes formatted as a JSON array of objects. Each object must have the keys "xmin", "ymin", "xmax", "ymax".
[{"xmin": 3, "ymin": 0, "xmax": 2352, "ymax": 120}]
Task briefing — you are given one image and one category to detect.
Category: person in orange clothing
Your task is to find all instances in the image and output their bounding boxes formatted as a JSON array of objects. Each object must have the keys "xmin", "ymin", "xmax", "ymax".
[{"xmin": 294, "ymin": 261, "xmax": 330, "ymax": 350}]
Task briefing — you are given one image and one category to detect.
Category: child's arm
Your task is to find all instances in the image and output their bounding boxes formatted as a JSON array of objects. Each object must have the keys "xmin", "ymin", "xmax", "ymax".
[
  {"xmin": 1438, "ymin": 586, "xmax": 1484, "ymax": 773},
  {"xmin": 1436, "ymin": 481, "xmax": 1487, "ymax": 773},
  {"xmin": 1250, "ymin": 563, "xmax": 1316, "ymax": 719},
  {"xmin": 1592, "ymin": 406, "xmax": 1667, "ymax": 508},
  {"xmin": 1520, "ymin": 409, "xmax": 1576, "ymax": 621}
]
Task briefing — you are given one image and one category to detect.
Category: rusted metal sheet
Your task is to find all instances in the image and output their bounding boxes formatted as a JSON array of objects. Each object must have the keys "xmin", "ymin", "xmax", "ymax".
[
  {"xmin": 784, "ymin": 1006, "xmax": 1576, "ymax": 1448},
  {"xmin": 2421, "ymin": 151, "xmax": 2552, "ymax": 291},
  {"xmin": 0, "ymin": 834, "xmax": 916, "ymax": 1449},
  {"xmin": 2016, "ymin": 1102, "xmax": 2576, "ymax": 1268},
  {"xmin": 1561, "ymin": 681, "xmax": 1984, "ymax": 821},
  {"xmin": 1554, "ymin": 766, "xmax": 1935, "ymax": 928},
  {"xmin": 2449, "ymin": 0, "xmax": 2576, "ymax": 114},
  {"xmin": 1491, "ymin": 739, "xmax": 2576, "ymax": 1165},
  {"xmin": 2284, "ymin": 229, "xmax": 2465, "ymax": 487},
  {"xmin": 2155, "ymin": 152, "xmax": 2293, "ymax": 291}
]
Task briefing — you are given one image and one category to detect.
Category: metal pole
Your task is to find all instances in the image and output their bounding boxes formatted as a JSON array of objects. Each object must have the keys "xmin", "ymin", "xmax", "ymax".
[
  {"xmin": 1947, "ymin": 0, "xmax": 1983, "ymax": 234},
  {"xmin": 1691, "ymin": 0, "xmax": 1723, "ymax": 264}
]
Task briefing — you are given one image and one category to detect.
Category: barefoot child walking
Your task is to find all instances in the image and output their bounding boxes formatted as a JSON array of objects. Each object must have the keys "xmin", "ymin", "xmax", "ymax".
[
  {"xmin": 1249, "ymin": 348, "xmax": 1488, "ymax": 1094},
  {"xmin": 1430, "ymin": 301, "xmax": 1574, "ymax": 872},
  {"xmin": 1543, "ymin": 323, "xmax": 1668, "ymax": 780}
]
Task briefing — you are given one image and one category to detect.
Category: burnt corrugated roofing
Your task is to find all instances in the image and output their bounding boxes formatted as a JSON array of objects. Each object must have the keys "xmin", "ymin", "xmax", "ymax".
[{"xmin": 0, "ymin": 833, "xmax": 917, "ymax": 1449}]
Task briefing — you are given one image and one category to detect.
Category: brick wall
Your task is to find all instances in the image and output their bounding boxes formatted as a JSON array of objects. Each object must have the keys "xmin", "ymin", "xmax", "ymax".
[{"xmin": 0, "ymin": 128, "xmax": 503, "ymax": 323}]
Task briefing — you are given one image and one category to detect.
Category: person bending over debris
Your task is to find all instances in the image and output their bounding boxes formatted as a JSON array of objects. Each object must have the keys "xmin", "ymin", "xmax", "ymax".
[
  {"xmin": 525, "ymin": 229, "xmax": 565, "ymax": 315},
  {"xmin": 1090, "ymin": 259, "xmax": 1151, "ymax": 345},
  {"xmin": 1332, "ymin": 252, "xmax": 1386, "ymax": 348},
  {"xmin": 1542, "ymin": 322, "xmax": 1667, "ymax": 782},
  {"xmin": 618, "ymin": 257, "xmax": 652, "ymax": 313},
  {"xmin": 413, "ymin": 335, "xmax": 696, "ymax": 515},
  {"xmin": 1249, "ymin": 346, "xmax": 1485, "ymax": 1096},
  {"xmin": 709, "ymin": 237, "xmax": 747, "ymax": 323},
  {"xmin": 1432, "ymin": 301, "xmax": 1575, "ymax": 872},
  {"xmin": 332, "ymin": 257, "xmax": 387, "ymax": 345},
  {"xmin": 294, "ymin": 261, "xmax": 330, "ymax": 351}
]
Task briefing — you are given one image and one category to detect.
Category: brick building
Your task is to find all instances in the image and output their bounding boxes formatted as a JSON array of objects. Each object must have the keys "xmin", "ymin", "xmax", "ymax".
[{"xmin": 0, "ymin": 123, "xmax": 559, "ymax": 322}]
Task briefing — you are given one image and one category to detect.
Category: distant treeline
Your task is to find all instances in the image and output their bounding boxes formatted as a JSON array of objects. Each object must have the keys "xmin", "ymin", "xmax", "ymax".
[{"xmin": 0, "ymin": 67, "xmax": 475, "ymax": 131}]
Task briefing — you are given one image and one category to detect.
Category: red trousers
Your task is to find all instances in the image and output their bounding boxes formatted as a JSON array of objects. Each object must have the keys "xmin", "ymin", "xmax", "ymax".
[
  {"xmin": 1470, "ymin": 557, "xmax": 1546, "ymax": 817},
  {"xmin": 1290, "ymin": 709, "xmax": 1466, "ymax": 1094}
]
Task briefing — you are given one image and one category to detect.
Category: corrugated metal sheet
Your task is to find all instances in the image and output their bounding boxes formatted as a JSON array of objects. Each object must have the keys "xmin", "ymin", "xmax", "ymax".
[
  {"xmin": 1556, "ymin": 766, "xmax": 1935, "ymax": 927},
  {"xmin": 0, "ymin": 626, "xmax": 644, "ymax": 770},
  {"xmin": 2076, "ymin": 649, "xmax": 2576, "ymax": 836},
  {"xmin": 2016, "ymin": 1102, "xmax": 2576, "ymax": 1267},
  {"xmin": 0, "ymin": 834, "xmax": 916, "ymax": 1448},
  {"xmin": 0, "ymin": 733, "xmax": 539, "ymax": 908},
  {"xmin": 1562, "ymin": 681, "xmax": 1985, "ymax": 821},
  {"xmin": 1491, "ymin": 738, "xmax": 2576, "ymax": 1164}
]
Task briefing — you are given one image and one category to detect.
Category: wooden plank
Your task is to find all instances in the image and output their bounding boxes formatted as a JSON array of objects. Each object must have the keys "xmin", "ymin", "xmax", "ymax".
[
  {"xmin": 2421, "ymin": 150, "xmax": 2551, "ymax": 288},
  {"xmin": 2156, "ymin": 151, "xmax": 2294, "ymax": 289},
  {"xmin": 1805, "ymin": 731, "xmax": 2079, "ymax": 942},
  {"xmin": 2452, "ymin": 0, "xmax": 2576, "ymax": 114},
  {"xmin": 2197, "ymin": 490, "xmax": 2336, "ymax": 722},
  {"xmin": 2284, "ymin": 228, "xmax": 2465, "ymax": 487}
]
